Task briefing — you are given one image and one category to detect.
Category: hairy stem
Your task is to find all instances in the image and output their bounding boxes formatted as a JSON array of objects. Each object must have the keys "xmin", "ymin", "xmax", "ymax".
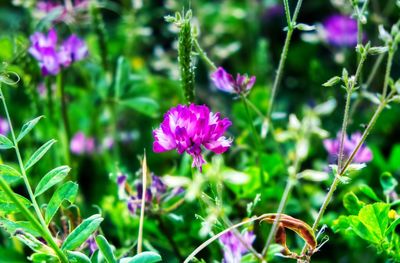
[
  {"xmin": 193, "ymin": 39, "xmax": 217, "ymax": 71},
  {"xmin": 261, "ymin": 0, "xmax": 304, "ymax": 139},
  {"xmin": 0, "ymin": 86, "xmax": 68, "ymax": 263}
]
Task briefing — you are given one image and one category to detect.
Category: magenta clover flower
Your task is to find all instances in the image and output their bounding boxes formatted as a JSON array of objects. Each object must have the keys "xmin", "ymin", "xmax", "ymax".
[
  {"xmin": 211, "ymin": 67, "xmax": 256, "ymax": 96},
  {"xmin": 323, "ymin": 14, "xmax": 359, "ymax": 47},
  {"xmin": 219, "ymin": 230, "xmax": 256, "ymax": 263},
  {"xmin": 323, "ymin": 132, "xmax": 373, "ymax": 164},
  {"xmin": 0, "ymin": 117, "xmax": 10, "ymax": 135},
  {"xmin": 70, "ymin": 132, "xmax": 95, "ymax": 155},
  {"xmin": 153, "ymin": 104, "xmax": 232, "ymax": 170},
  {"xmin": 29, "ymin": 28, "xmax": 88, "ymax": 76}
]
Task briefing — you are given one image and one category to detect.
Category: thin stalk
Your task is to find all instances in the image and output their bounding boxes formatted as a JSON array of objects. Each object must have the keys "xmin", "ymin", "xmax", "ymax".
[
  {"xmin": 57, "ymin": 73, "xmax": 71, "ymax": 167},
  {"xmin": 137, "ymin": 153, "xmax": 147, "ymax": 254},
  {"xmin": 241, "ymin": 95, "xmax": 264, "ymax": 186},
  {"xmin": 381, "ymin": 49, "xmax": 394, "ymax": 99},
  {"xmin": 262, "ymin": 0, "xmax": 304, "ymax": 139},
  {"xmin": 0, "ymin": 86, "xmax": 68, "ymax": 263},
  {"xmin": 261, "ymin": 158, "xmax": 299, "ymax": 257},
  {"xmin": 193, "ymin": 39, "xmax": 217, "ymax": 71},
  {"xmin": 356, "ymin": 0, "xmax": 369, "ymax": 46}
]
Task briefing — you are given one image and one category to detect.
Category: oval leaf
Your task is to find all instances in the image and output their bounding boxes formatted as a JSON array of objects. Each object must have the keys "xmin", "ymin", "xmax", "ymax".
[
  {"xmin": 66, "ymin": 251, "xmax": 91, "ymax": 263},
  {"xmin": 17, "ymin": 116, "xmax": 44, "ymax": 142},
  {"xmin": 120, "ymin": 252, "xmax": 162, "ymax": 263},
  {"xmin": 34, "ymin": 166, "xmax": 71, "ymax": 197},
  {"xmin": 0, "ymin": 164, "xmax": 22, "ymax": 184},
  {"xmin": 119, "ymin": 97, "xmax": 159, "ymax": 118},
  {"xmin": 0, "ymin": 134, "xmax": 13, "ymax": 149},
  {"xmin": 95, "ymin": 235, "xmax": 116, "ymax": 263},
  {"xmin": 45, "ymin": 181, "xmax": 78, "ymax": 224},
  {"xmin": 61, "ymin": 214, "xmax": 103, "ymax": 251},
  {"xmin": 25, "ymin": 139, "xmax": 56, "ymax": 171}
]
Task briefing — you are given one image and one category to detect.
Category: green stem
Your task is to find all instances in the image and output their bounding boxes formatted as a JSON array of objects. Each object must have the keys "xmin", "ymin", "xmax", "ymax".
[
  {"xmin": 137, "ymin": 153, "xmax": 147, "ymax": 254},
  {"xmin": 0, "ymin": 86, "xmax": 68, "ymax": 263},
  {"xmin": 57, "ymin": 72, "xmax": 71, "ymax": 167},
  {"xmin": 381, "ymin": 49, "xmax": 394, "ymax": 100},
  {"xmin": 193, "ymin": 39, "xmax": 217, "ymax": 71},
  {"xmin": 262, "ymin": 0, "xmax": 304, "ymax": 139}
]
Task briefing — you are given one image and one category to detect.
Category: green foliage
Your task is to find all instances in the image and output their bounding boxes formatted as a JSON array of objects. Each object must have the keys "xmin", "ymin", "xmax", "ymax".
[
  {"xmin": 120, "ymin": 251, "xmax": 162, "ymax": 263},
  {"xmin": 45, "ymin": 181, "xmax": 78, "ymax": 224},
  {"xmin": 95, "ymin": 235, "xmax": 117, "ymax": 263}
]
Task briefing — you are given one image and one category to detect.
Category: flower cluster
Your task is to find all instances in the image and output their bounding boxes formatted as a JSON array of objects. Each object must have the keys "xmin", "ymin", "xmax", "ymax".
[
  {"xmin": 211, "ymin": 67, "xmax": 256, "ymax": 96},
  {"xmin": 323, "ymin": 132, "xmax": 373, "ymax": 164},
  {"xmin": 219, "ymin": 230, "xmax": 256, "ymax": 263},
  {"xmin": 117, "ymin": 173, "xmax": 183, "ymax": 215},
  {"xmin": 0, "ymin": 117, "xmax": 9, "ymax": 135},
  {"xmin": 153, "ymin": 104, "xmax": 232, "ymax": 170},
  {"xmin": 35, "ymin": 0, "xmax": 89, "ymax": 24},
  {"xmin": 29, "ymin": 28, "xmax": 88, "ymax": 76},
  {"xmin": 70, "ymin": 132, "xmax": 95, "ymax": 155},
  {"xmin": 322, "ymin": 15, "xmax": 359, "ymax": 47}
]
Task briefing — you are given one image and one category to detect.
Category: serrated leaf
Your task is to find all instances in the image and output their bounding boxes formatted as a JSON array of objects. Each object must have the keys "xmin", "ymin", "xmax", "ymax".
[
  {"xmin": 45, "ymin": 181, "xmax": 78, "ymax": 224},
  {"xmin": 61, "ymin": 214, "xmax": 103, "ymax": 251},
  {"xmin": 0, "ymin": 134, "xmax": 13, "ymax": 149},
  {"xmin": 359, "ymin": 184, "xmax": 382, "ymax": 202},
  {"xmin": 25, "ymin": 139, "xmax": 56, "ymax": 171},
  {"xmin": 119, "ymin": 97, "xmax": 159, "ymax": 118},
  {"xmin": 0, "ymin": 218, "xmax": 40, "ymax": 237},
  {"xmin": 66, "ymin": 251, "xmax": 91, "ymax": 263},
  {"xmin": 343, "ymin": 192, "xmax": 364, "ymax": 215},
  {"xmin": 95, "ymin": 235, "xmax": 116, "ymax": 263},
  {"xmin": 349, "ymin": 203, "xmax": 390, "ymax": 244},
  {"xmin": 0, "ymin": 164, "xmax": 22, "ymax": 184},
  {"xmin": 120, "ymin": 251, "xmax": 162, "ymax": 263},
  {"xmin": 34, "ymin": 166, "xmax": 71, "ymax": 197},
  {"xmin": 17, "ymin": 116, "xmax": 44, "ymax": 142}
]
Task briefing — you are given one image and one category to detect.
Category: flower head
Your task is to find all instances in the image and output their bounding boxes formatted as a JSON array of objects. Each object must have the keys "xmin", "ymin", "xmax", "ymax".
[
  {"xmin": 211, "ymin": 67, "xmax": 256, "ymax": 96},
  {"xmin": 323, "ymin": 15, "xmax": 359, "ymax": 47},
  {"xmin": 153, "ymin": 104, "xmax": 232, "ymax": 170},
  {"xmin": 323, "ymin": 132, "xmax": 372, "ymax": 164},
  {"xmin": 29, "ymin": 28, "xmax": 88, "ymax": 76},
  {"xmin": 70, "ymin": 132, "xmax": 95, "ymax": 155},
  {"xmin": 219, "ymin": 230, "xmax": 256, "ymax": 263},
  {"xmin": 0, "ymin": 118, "xmax": 10, "ymax": 135}
]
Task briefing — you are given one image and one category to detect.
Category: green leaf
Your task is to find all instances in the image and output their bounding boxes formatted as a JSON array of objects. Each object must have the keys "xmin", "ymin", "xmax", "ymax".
[
  {"xmin": 34, "ymin": 165, "xmax": 71, "ymax": 197},
  {"xmin": 114, "ymin": 56, "xmax": 129, "ymax": 98},
  {"xmin": 349, "ymin": 203, "xmax": 390, "ymax": 244},
  {"xmin": 359, "ymin": 184, "xmax": 381, "ymax": 202},
  {"xmin": 120, "ymin": 251, "xmax": 162, "ymax": 263},
  {"xmin": 385, "ymin": 217, "xmax": 400, "ymax": 235},
  {"xmin": 66, "ymin": 251, "xmax": 91, "ymax": 263},
  {"xmin": 0, "ymin": 134, "xmax": 13, "ymax": 149},
  {"xmin": 0, "ymin": 218, "xmax": 41, "ymax": 237},
  {"xmin": 0, "ymin": 164, "xmax": 22, "ymax": 184},
  {"xmin": 17, "ymin": 116, "xmax": 44, "ymax": 142},
  {"xmin": 61, "ymin": 214, "xmax": 103, "ymax": 251},
  {"xmin": 343, "ymin": 192, "xmax": 364, "ymax": 215},
  {"xmin": 0, "ymin": 191, "xmax": 31, "ymax": 214},
  {"xmin": 0, "ymin": 247, "xmax": 26, "ymax": 262},
  {"xmin": 380, "ymin": 172, "xmax": 398, "ymax": 195},
  {"xmin": 29, "ymin": 253, "xmax": 58, "ymax": 263},
  {"xmin": 389, "ymin": 144, "xmax": 400, "ymax": 171},
  {"xmin": 25, "ymin": 139, "xmax": 56, "ymax": 171},
  {"xmin": 119, "ymin": 97, "xmax": 159, "ymax": 118},
  {"xmin": 45, "ymin": 181, "xmax": 78, "ymax": 224},
  {"xmin": 95, "ymin": 235, "xmax": 116, "ymax": 263}
]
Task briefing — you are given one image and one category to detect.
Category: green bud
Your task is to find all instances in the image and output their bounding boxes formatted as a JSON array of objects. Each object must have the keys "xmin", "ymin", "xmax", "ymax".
[{"xmin": 322, "ymin": 76, "xmax": 341, "ymax": 87}]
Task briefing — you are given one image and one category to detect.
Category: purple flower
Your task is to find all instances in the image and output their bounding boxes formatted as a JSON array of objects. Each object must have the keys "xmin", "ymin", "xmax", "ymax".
[
  {"xmin": 29, "ymin": 28, "xmax": 88, "ymax": 76},
  {"xmin": 323, "ymin": 132, "xmax": 373, "ymax": 163},
  {"xmin": 127, "ymin": 196, "xmax": 139, "ymax": 215},
  {"xmin": 219, "ymin": 230, "xmax": 256, "ymax": 263},
  {"xmin": 117, "ymin": 173, "xmax": 127, "ymax": 199},
  {"xmin": 0, "ymin": 118, "xmax": 9, "ymax": 135},
  {"xmin": 153, "ymin": 104, "xmax": 232, "ymax": 170},
  {"xmin": 211, "ymin": 67, "xmax": 256, "ymax": 96},
  {"xmin": 86, "ymin": 235, "xmax": 98, "ymax": 255},
  {"xmin": 29, "ymin": 29, "xmax": 61, "ymax": 75},
  {"xmin": 323, "ymin": 15, "xmax": 359, "ymax": 47},
  {"xmin": 70, "ymin": 132, "xmax": 96, "ymax": 155},
  {"xmin": 35, "ymin": 0, "xmax": 89, "ymax": 24}
]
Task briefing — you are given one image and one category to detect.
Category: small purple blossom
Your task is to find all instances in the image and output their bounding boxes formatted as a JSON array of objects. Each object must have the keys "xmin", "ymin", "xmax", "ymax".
[
  {"xmin": 86, "ymin": 235, "xmax": 98, "ymax": 255},
  {"xmin": 211, "ymin": 67, "xmax": 256, "ymax": 96},
  {"xmin": 219, "ymin": 230, "xmax": 256, "ymax": 263},
  {"xmin": 29, "ymin": 28, "xmax": 88, "ymax": 76},
  {"xmin": 70, "ymin": 132, "xmax": 96, "ymax": 155},
  {"xmin": 35, "ymin": 0, "xmax": 89, "ymax": 24},
  {"xmin": 117, "ymin": 173, "xmax": 127, "ymax": 199},
  {"xmin": 127, "ymin": 196, "xmax": 139, "ymax": 215},
  {"xmin": 153, "ymin": 104, "xmax": 232, "ymax": 170},
  {"xmin": 323, "ymin": 132, "xmax": 373, "ymax": 164},
  {"xmin": 323, "ymin": 15, "xmax": 359, "ymax": 47},
  {"xmin": 0, "ymin": 118, "xmax": 10, "ymax": 135}
]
